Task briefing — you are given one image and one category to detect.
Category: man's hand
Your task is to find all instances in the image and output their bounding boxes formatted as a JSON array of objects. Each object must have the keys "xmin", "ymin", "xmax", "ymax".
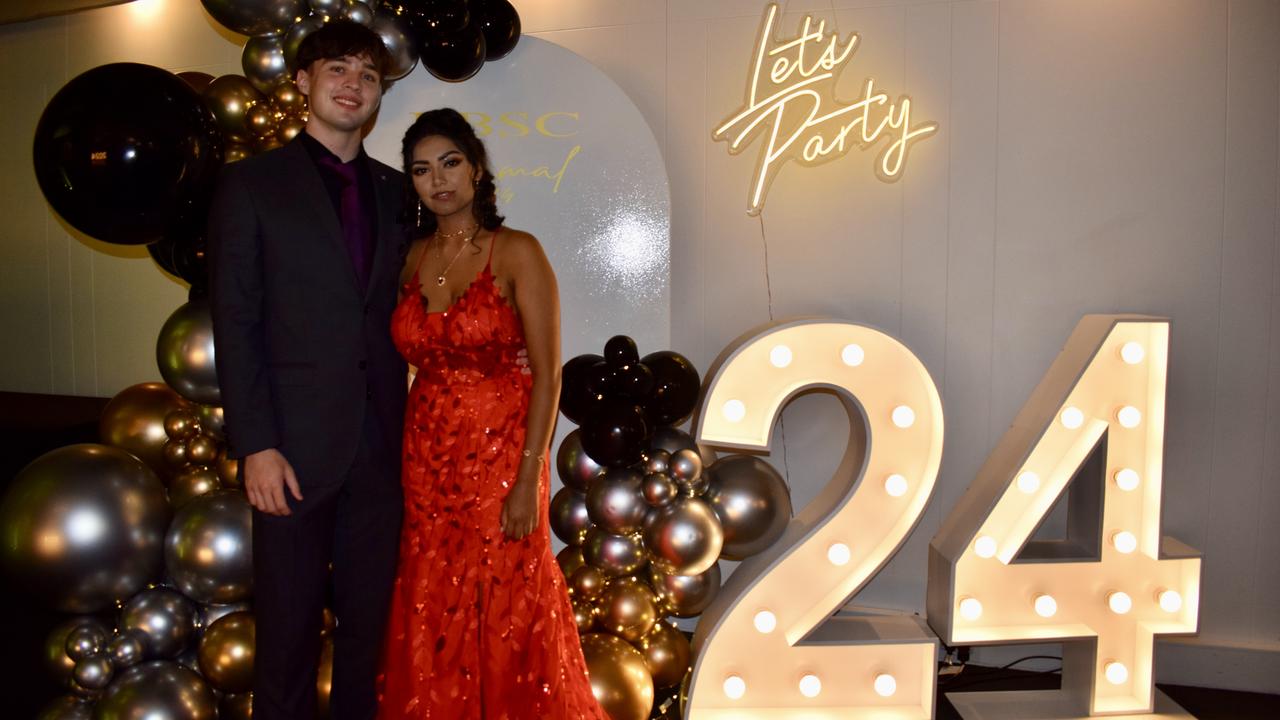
[{"xmin": 243, "ymin": 448, "xmax": 302, "ymax": 516}]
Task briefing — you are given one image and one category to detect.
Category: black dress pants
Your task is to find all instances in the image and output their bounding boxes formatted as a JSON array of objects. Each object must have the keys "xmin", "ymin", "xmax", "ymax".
[{"xmin": 251, "ymin": 411, "xmax": 403, "ymax": 720}]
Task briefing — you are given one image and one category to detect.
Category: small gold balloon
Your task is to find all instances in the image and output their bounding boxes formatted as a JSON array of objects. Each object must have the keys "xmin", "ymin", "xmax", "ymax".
[
  {"xmin": 100, "ymin": 382, "xmax": 190, "ymax": 475},
  {"xmin": 570, "ymin": 565, "xmax": 606, "ymax": 601},
  {"xmin": 163, "ymin": 409, "xmax": 201, "ymax": 440},
  {"xmin": 272, "ymin": 81, "xmax": 305, "ymax": 113},
  {"xmin": 637, "ymin": 621, "xmax": 691, "ymax": 689},
  {"xmin": 557, "ymin": 545, "xmax": 585, "ymax": 577},
  {"xmin": 194, "ymin": 405, "xmax": 226, "ymax": 441},
  {"xmin": 247, "ymin": 104, "xmax": 279, "ymax": 140},
  {"xmin": 256, "ymin": 136, "xmax": 284, "ymax": 154},
  {"xmin": 162, "ymin": 439, "xmax": 190, "ymax": 470},
  {"xmin": 277, "ymin": 116, "xmax": 306, "ymax": 144},
  {"xmin": 219, "ymin": 692, "xmax": 253, "ymax": 720},
  {"xmin": 197, "ymin": 611, "xmax": 255, "ymax": 694},
  {"xmin": 187, "ymin": 434, "xmax": 220, "ymax": 465},
  {"xmin": 597, "ymin": 580, "xmax": 658, "ymax": 643},
  {"xmin": 572, "ymin": 598, "xmax": 597, "ymax": 633},
  {"xmin": 204, "ymin": 75, "xmax": 265, "ymax": 143},
  {"xmin": 225, "ymin": 143, "xmax": 254, "ymax": 163},
  {"xmin": 169, "ymin": 466, "xmax": 221, "ymax": 507},
  {"xmin": 216, "ymin": 449, "xmax": 240, "ymax": 488},
  {"xmin": 581, "ymin": 633, "xmax": 654, "ymax": 720},
  {"xmin": 317, "ymin": 636, "xmax": 333, "ymax": 719}
]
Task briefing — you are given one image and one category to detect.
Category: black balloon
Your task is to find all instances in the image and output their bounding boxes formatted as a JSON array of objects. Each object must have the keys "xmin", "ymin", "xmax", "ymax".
[
  {"xmin": 560, "ymin": 354, "xmax": 606, "ymax": 425},
  {"xmin": 580, "ymin": 401, "xmax": 648, "ymax": 468},
  {"xmin": 419, "ymin": 22, "xmax": 486, "ymax": 82},
  {"xmin": 148, "ymin": 233, "xmax": 208, "ymax": 291},
  {"xmin": 604, "ymin": 335, "xmax": 640, "ymax": 368},
  {"xmin": 33, "ymin": 63, "xmax": 224, "ymax": 246},
  {"xmin": 642, "ymin": 351, "xmax": 701, "ymax": 427},
  {"xmin": 474, "ymin": 0, "xmax": 521, "ymax": 59},
  {"xmin": 611, "ymin": 363, "xmax": 655, "ymax": 399},
  {"xmin": 407, "ymin": 0, "xmax": 470, "ymax": 34}
]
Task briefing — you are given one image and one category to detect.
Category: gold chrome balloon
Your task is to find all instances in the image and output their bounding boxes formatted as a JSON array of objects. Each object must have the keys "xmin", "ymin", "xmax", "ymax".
[
  {"xmin": 186, "ymin": 434, "xmax": 219, "ymax": 465},
  {"xmin": 570, "ymin": 565, "xmax": 606, "ymax": 601},
  {"xmin": 636, "ymin": 621, "xmax": 690, "ymax": 689},
  {"xmin": 162, "ymin": 440, "xmax": 190, "ymax": 472},
  {"xmin": 581, "ymin": 633, "xmax": 654, "ymax": 720},
  {"xmin": 276, "ymin": 116, "xmax": 306, "ymax": 144},
  {"xmin": 317, "ymin": 636, "xmax": 334, "ymax": 718},
  {"xmin": 193, "ymin": 404, "xmax": 226, "ymax": 442},
  {"xmin": 271, "ymin": 81, "xmax": 305, "ymax": 113},
  {"xmin": 197, "ymin": 611, "xmax": 254, "ymax": 693},
  {"xmin": 247, "ymin": 103, "xmax": 279, "ymax": 140},
  {"xmin": 225, "ymin": 143, "xmax": 253, "ymax": 163},
  {"xmin": 596, "ymin": 580, "xmax": 657, "ymax": 643},
  {"xmin": 572, "ymin": 598, "xmax": 597, "ymax": 633},
  {"xmin": 100, "ymin": 383, "xmax": 190, "ymax": 474},
  {"xmin": 556, "ymin": 545, "xmax": 585, "ymax": 578},
  {"xmin": 163, "ymin": 410, "xmax": 201, "ymax": 441},
  {"xmin": 215, "ymin": 449, "xmax": 240, "ymax": 488},
  {"xmin": 204, "ymin": 75, "xmax": 265, "ymax": 144},
  {"xmin": 219, "ymin": 692, "xmax": 252, "ymax": 720},
  {"xmin": 169, "ymin": 466, "xmax": 221, "ymax": 508}
]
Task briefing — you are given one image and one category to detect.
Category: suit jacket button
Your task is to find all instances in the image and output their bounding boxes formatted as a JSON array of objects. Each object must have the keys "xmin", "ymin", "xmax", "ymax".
[{"xmin": 366, "ymin": 389, "xmax": 373, "ymax": 399}]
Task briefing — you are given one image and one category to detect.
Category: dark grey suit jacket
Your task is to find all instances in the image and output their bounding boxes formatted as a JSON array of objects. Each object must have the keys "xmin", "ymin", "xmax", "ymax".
[{"xmin": 208, "ymin": 137, "xmax": 408, "ymax": 486}]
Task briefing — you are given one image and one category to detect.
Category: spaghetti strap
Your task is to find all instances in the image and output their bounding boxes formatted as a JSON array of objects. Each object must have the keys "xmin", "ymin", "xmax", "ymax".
[{"xmin": 485, "ymin": 227, "xmax": 499, "ymax": 272}]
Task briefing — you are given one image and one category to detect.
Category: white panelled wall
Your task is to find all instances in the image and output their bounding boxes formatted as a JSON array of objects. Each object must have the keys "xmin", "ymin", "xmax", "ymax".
[{"xmin": 1, "ymin": 0, "xmax": 1276, "ymax": 695}]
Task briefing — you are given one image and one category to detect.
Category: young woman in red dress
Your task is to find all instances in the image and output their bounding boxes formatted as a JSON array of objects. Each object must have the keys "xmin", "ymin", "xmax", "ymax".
[{"xmin": 377, "ymin": 108, "xmax": 604, "ymax": 719}]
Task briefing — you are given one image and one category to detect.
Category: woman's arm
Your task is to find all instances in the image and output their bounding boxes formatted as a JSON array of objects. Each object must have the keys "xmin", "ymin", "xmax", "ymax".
[{"xmin": 500, "ymin": 230, "xmax": 562, "ymax": 539}]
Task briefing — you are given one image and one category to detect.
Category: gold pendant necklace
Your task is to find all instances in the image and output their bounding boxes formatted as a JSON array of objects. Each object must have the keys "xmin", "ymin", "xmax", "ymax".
[
  {"xmin": 435, "ymin": 223, "xmax": 479, "ymax": 241},
  {"xmin": 435, "ymin": 226, "xmax": 482, "ymax": 286}
]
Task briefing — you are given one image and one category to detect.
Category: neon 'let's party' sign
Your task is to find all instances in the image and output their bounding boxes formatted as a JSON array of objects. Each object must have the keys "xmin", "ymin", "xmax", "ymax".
[{"xmin": 715, "ymin": 3, "xmax": 939, "ymax": 216}]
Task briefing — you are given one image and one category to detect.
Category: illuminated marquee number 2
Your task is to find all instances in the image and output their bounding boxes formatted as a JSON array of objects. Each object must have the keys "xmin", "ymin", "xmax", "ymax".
[
  {"xmin": 689, "ymin": 319, "xmax": 944, "ymax": 718},
  {"xmin": 927, "ymin": 316, "xmax": 1200, "ymax": 716}
]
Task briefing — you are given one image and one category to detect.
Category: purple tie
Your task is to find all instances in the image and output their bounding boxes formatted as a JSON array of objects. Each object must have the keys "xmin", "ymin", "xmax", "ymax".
[{"xmin": 318, "ymin": 154, "xmax": 373, "ymax": 289}]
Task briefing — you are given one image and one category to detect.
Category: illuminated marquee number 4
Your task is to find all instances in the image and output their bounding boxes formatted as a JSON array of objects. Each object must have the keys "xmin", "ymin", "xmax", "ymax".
[
  {"xmin": 690, "ymin": 320, "xmax": 944, "ymax": 718},
  {"xmin": 927, "ymin": 316, "xmax": 1200, "ymax": 716},
  {"xmin": 688, "ymin": 316, "xmax": 1199, "ymax": 718}
]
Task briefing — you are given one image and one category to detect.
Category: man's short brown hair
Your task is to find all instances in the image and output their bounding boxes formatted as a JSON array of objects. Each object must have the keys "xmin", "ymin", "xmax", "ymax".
[{"xmin": 292, "ymin": 20, "xmax": 392, "ymax": 87}]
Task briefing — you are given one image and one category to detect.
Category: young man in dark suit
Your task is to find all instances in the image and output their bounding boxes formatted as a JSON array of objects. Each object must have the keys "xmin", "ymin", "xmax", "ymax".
[{"xmin": 208, "ymin": 21, "xmax": 407, "ymax": 720}]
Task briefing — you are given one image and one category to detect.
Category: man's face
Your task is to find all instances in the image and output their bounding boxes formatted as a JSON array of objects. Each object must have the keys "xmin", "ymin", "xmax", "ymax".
[{"xmin": 296, "ymin": 54, "xmax": 382, "ymax": 135}]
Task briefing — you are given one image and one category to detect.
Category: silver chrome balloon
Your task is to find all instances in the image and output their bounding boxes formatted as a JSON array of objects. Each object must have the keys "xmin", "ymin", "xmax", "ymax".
[
  {"xmin": 549, "ymin": 487, "xmax": 591, "ymax": 546},
  {"xmin": 649, "ymin": 562, "xmax": 721, "ymax": 617},
  {"xmin": 586, "ymin": 468, "xmax": 646, "ymax": 534},
  {"xmin": 667, "ymin": 448, "xmax": 702, "ymax": 485},
  {"xmin": 72, "ymin": 654, "xmax": 113, "ymax": 690},
  {"xmin": 704, "ymin": 455, "xmax": 791, "ymax": 560},
  {"xmin": 641, "ymin": 497, "xmax": 722, "ymax": 576},
  {"xmin": 370, "ymin": 11, "xmax": 418, "ymax": 80},
  {"xmin": 556, "ymin": 429, "xmax": 604, "ymax": 492},
  {"xmin": 643, "ymin": 449, "xmax": 670, "ymax": 475},
  {"xmin": 641, "ymin": 472, "xmax": 677, "ymax": 507},
  {"xmin": 108, "ymin": 629, "xmax": 148, "ymax": 669},
  {"xmin": 200, "ymin": 0, "xmax": 307, "ymax": 37},
  {"xmin": 582, "ymin": 527, "xmax": 647, "ymax": 577},
  {"xmin": 65, "ymin": 623, "xmax": 107, "ymax": 662},
  {"xmin": 242, "ymin": 34, "xmax": 290, "ymax": 93},
  {"xmin": 165, "ymin": 490, "xmax": 253, "ymax": 604},
  {"xmin": 344, "ymin": 1, "xmax": 374, "ymax": 26},
  {"xmin": 283, "ymin": 16, "xmax": 325, "ymax": 72},
  {"xmin": 307, "ymin": 0, "xmax": 344, "ymax": 16},
  {"xmin": 94, "ymin": 660, "xmax": 217, "ymax": 720},
  {"xmin": 0, "ymin": 445, "xmax": 169, "ymax": 613},
  {"xmin": 648, "ymin": 427, "xmax": 696, "ymax": 456},
  {"xmin": 121, "ymin": 587, "xmax": 199, "ymax": 659},
  {"xmin": 45, "ymin": 617, "xmax": 104, "ymax": 680},
  {"xmin": 156, "ymin": 300, "xmax": 221, "ymax": 406}
]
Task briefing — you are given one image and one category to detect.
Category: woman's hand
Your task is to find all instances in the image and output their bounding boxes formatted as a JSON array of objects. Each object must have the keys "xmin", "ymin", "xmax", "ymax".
[{"xmin": 500, "ymin": 469, "xmax": 540, "ymax": 540}]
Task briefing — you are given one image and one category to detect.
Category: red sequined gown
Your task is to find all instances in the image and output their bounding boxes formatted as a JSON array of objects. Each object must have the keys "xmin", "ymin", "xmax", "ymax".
[{"xmin": 378, "ymin": 235, "xmax": 604, "ymax": 719}]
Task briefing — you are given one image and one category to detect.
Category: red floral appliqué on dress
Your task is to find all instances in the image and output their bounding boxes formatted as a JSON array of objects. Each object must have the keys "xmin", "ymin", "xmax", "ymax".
[{"xmin": 378, "ymin": 237, "xmax": 604, "ymax": 719}]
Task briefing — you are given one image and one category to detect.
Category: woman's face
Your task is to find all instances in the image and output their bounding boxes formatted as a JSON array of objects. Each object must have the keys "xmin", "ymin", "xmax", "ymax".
[{"xmin": 411, "ymin": 134, "xmax": 480, "ymax": 224}]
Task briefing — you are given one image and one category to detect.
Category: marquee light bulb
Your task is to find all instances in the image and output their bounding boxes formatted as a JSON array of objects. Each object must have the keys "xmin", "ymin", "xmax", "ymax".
[
  {"xmin": 973, "ymin": 536, "xmax": 997, "ymax": 559},
  {"xmin": 873, "ymin": 673, "xmax": 897, "ymax": 697},
  {"xmin": 1158, "ymin": 589, "xmax": 1183, "ymax": 613},
  {"xmin": 891, "ymin": 405, "xmax": 915, "ymax": 428},
  {"xmin": 841, "ymin": 343, "xmax": 865, "ymax": 366},
  {"xmin": 753, "ymin": 610, "xmax": 777, "ymax": 634},
  {"xmin": 1108, "ymin": 591, "xmax": 1132, "ymax": 615},
  {"xmin": 827, "ymin": 542, "xmax": 851, "ymax": 566},
  {"xmin": 723, "ymin": 675, "xmax": 746, "ymax": 699},
  {"xmin": 1117, "ymin": 405, "xmax": 1142, "ymax": 428},
  {"xmin": 798, "ymin": 674, "xmax": 822, "ymax": 698},
  {"xmin": 1120, "ymin": 341, "xmax": 1145, "ymax": 364},
  {"xmin": 770, "ymin": 344, "xmax": 793, "ymax": 368},
  {"xmin": 1016, "ymin": 471, "xmax": 1041, "ymax": 494},
  {"xmin": 1111, "ymin": 531, "xmax": 1138, "ymax": 554},
  {"xmin": 1114, "ymin": 468, "xmax": 1140, "ymax": 491},
  {"xmin": 884, "ymin": 474, "xmax": 908, "ymax": 497},
  {"xmin": 959, "ymin": 597, "xmax": 983, "ymax": 621},
  {"xmin": 722, "ymin": 399, "xmax": 746, "ymax": 423},
  {"xmin": 1061, "ymin": 406, "xmax": 1085, "ymax": 429},
  {"xmin": 1034, "ymin": 594, "xmax": 1058, "ymax": 618},
  {"xmin": 1104, "ymin": 661, "xmax": 1129, "ymax": 685}
]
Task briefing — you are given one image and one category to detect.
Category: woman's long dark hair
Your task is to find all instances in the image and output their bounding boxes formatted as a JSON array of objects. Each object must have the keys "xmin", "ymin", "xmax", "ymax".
[{"xmin": 401, "ymin": 108, "xmax": 504, "ymax": 238}]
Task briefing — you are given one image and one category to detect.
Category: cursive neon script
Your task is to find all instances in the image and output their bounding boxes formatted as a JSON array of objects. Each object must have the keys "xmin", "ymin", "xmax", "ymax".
[{"xmin": 715, "ymin": 3, "xmax": 938, "ymax": 215}]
